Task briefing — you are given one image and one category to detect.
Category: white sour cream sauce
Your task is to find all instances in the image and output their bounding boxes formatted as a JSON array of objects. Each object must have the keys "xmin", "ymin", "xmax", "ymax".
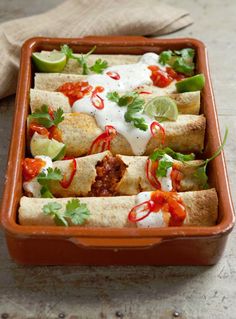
[
  {"xmin": 134, "ymin": 192, "xmax": 167, "ymax": 228},
  {"xmin": 23, "ymin": 155, "xmax": 53, "ymax": 197},
  {"xmin": 157, "ymin": 154, "xmax": 174, "ymax": 192},
  {"xmin": 72, "ymin": 53, "xmax": 174, "ymax": 156}
]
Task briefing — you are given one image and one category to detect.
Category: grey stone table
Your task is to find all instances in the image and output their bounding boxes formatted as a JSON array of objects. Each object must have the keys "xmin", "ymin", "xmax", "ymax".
[{"xmin": 0, "ymin": 0, "xmax": 235, "ymax": 318}]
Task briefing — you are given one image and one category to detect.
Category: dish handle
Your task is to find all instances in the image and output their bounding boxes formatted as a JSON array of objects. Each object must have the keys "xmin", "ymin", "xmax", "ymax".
[{"xmin": 69, "ymin": 237, "xmax": 164, "ymax": 249}]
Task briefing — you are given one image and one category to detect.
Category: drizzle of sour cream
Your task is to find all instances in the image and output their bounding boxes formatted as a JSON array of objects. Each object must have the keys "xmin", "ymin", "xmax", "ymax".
[
  {"xmin": 134, "ymin": 192, "xmax": 167, "ymax": 228},
  {"xmin": 157, "ymin": 154, "xmax": 173, "ymax": 191},
  {"xmin": 72, "ymin": 53, "xmax": 175, "ymax": 155},
  {"xmin": 23, "ymin": 155, "xmax": 53, "ymax": 197}
]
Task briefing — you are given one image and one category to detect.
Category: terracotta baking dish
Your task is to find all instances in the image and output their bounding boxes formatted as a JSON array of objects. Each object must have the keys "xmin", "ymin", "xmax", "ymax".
[{"xmin": 0, "ymin": 36, "xmax": 235, "ymax": 265}]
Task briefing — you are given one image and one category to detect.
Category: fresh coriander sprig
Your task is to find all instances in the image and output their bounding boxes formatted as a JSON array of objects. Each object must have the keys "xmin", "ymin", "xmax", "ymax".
[
  {"xmin": 149, "ymin": 147, "xmax": 195, "ymax": 178},
  {"xmin": 89, "ymin": 59, "xmax": 108, "ymax": 74},
  {"xmin": 61, "ymin": 44, "xmax": 108, "ymax": 75},
  {"xmin": 43, "ymin": 199, "xmax": 90, "ymax": 226},
  {"xmin": 150, "ymin": 147, "xmax": 195, "ymax": 162},
  {"xmin": 37, "ymin": 167, "xmax": 63, "ymax": 198},
  {"xmin": 29, "ymin": 105, "xmax": 64, "ymax": 128},
  {"xmin": 159, "ymin": 48, "xmax": 195, "ymax": 76},
  {"xmin": 107, "ymin": 91, "xmax": 148, "ymax": 131},
  {"xmin": 155, "ymin": 154, "xmax": 173, "ymax": 178},
  {"xmin": 193, "ymin": 128, "xmax": 228, "ymax": 188}
]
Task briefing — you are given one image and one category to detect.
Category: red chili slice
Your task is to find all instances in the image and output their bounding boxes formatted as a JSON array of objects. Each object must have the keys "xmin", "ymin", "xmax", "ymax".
[
  {"xmin": 150, "ymin": 121, "xmax": 166, "ymax": 145},
  {"xmin": 88, "ymin": 125, "xmax": 117, "ymax": 155},
  {"xmin": 106, "ymin": 71, "xmax": 120, "ymax": 80},
  {"xmin": 91, "ymin": 86, "xmax": 105, "ymax": 110},
  {"xmin": 22, "ymin": 158, "xmax": 46, "ymax": 182},
  {"xmin": 59, "ymin": 158, "xmax": 77, "ymax": 188},
  {"xmin": 145, "ymin": 159, "xmax": 161, "ymax": 189},
  {"xmin": 139, "ymin": 91, "xmax": 152, "ymax": 94},
  {"xmin": 128, "ymin": 201, "xmax": 155, "ymax": 222}
]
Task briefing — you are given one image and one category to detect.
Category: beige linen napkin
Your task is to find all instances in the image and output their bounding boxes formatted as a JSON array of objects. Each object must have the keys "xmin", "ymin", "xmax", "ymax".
[{"xmin": 0, "ymin": 0, "xmax": 192, "ymax": 99}]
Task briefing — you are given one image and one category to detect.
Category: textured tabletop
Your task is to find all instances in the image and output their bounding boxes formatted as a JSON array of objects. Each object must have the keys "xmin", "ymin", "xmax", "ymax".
[{"xmin": 0, "ymin": 0, "xmax": 235, "ymax": 318}]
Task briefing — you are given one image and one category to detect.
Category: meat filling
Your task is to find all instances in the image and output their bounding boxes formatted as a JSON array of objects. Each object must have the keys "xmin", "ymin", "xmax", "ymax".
[{"xmin": 89, "ymin": 155, "xmax": 127, "ymax": 197}]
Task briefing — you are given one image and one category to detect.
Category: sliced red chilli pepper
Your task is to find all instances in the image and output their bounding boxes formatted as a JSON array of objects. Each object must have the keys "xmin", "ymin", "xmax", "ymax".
[
  {"xmin": 139, "ymin": 91, "xmax": 152, "ymax": 94},
  {"xmin": 145, "ymin": 158, "xmax": 161, "ymax": 189},
  {"xmin": 150, "ymin": 121, "xmax": 166, "ymax": 145},
  {"xmin": 88, "ymin": 125, "xmax": 117, "ymax": 155},
  {"xmin": 59, "ymin": 158, "xmax": 77, "ymax": 188},
  {"xmin": 128, "ymin": 201, "xmax": 155, "ymax": 222},
  {"xmin": 106, "ymin": 71, "xmax": 120, "ymax": 80},
  {"xmin": 91, "ymin": 86, "xmax": 105, "ymax": 109}
]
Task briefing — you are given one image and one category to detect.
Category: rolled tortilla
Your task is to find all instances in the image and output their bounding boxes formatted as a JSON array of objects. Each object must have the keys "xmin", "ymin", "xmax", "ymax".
[
  {"xmin": 40, "ymin": 53, "xmax": 141, "ymax": 77},
  {"xmin": 18, "ymin": 189, "xmax": 218, "ymax": 227},
  {"xmin": 34, "ymin": 73, "xmax": 87, "ymax": 92},
  {"xmin": 30, "ymin": 88, "xmax": 200, "ymax": 115},
  {"xmin": 44, "ymin": 151, "xmax": 204, "ymax": 197},
  {"xmin": 52, "ymin": 113, "xmax": 205, "ymax": 156}
]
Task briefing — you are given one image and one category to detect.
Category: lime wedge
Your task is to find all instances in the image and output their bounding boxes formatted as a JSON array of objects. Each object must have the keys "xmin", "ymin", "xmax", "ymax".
[
  {"xmin": 175, "ymin": 74, "xmax": 205, "ymax": 93},
  {"xmin": 144, "ymin": 96, "xmax": 178, "ymax": 121},
  {"xmin": 30, "ymin": 133, "xmax": 66, "ymax": 160},
  {"xmin": 32, "ymin": 51, "xmax": 67, "ymax": 73}
]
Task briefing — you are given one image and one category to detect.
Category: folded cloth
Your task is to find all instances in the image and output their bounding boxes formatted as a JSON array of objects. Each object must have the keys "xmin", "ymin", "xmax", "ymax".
[{"xmin": 0, "ymin": 0, "xmax": 192, "ymax": 99}]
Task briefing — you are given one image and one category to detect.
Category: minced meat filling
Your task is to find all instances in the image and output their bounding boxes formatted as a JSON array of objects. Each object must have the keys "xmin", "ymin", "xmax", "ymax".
[{"xmin": 89, "ymin": 155, "xmax": 127, "ymax": 197}]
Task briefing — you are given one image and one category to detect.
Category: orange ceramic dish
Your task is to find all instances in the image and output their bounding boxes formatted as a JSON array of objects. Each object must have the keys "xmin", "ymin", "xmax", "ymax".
[{"xmin": 0, "ymin": 36, "xmax": 235, "ymax": 265}]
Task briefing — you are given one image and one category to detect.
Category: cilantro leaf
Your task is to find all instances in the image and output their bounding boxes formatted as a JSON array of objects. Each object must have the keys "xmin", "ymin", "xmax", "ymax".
[
  {"xmin": 43, "ymin": 202, "xmax": 68, "ymax": 226},
  {"xmin": 194, "ymin": 166, "xmax": 209, "ymax": 189},
  {"xmin": 61, "ymin": 44, "xmax": 73, "ymax": 60},
  {"xmin": 90, "ymin": 59, "xmax": 108, "ymax": 74},
  {"xmin": 194, "ymin": 128, "xmax": 228, "ymax": 188},
  {"xmin": 150, "ymin": 147, "xmax": 195, "ymax": 162},
  {"xmin": 172, "ymin": 58, "xmax": 194, "ymax": 76},
  {"xmin": 149, "ymin": 148, "xmax": 195, "ymax": 178},
  {"xmin": 61, "ymin": 44, "xmax": 97, "ymax": 75},
  {"xmin": 108, "ymin": 91, "xmax": 147, "ymax": 131},
  {"xmin": 65, "ymin": 199, "xmax": 90, "ymax": 225},
  {"xmin": 156, "ymin": 155, "xmax": 173, "ymax": 178},
  {"xmin": 159, "ymin": 48, "xmax": 195, "ymax": 76},
  {"xmin": 107, "ymin": 91, "xmax": 120, "ymax": 103},
  {"xmin": 29, "ymin": 105, "xmax": 64, "ymax": 128},
  {"xmin": 40, "ymin": 186, "xmax": 54, "ymax": 198},
  {"xmin": 53, "ymin": 108, "xmax": 64, "ymax": 126},
  {"xmin": 38, "ymin": 167, "xmax": 63, "ymax": 198},
  {"xmin": 159, "ymin": 50, "xmax": 173, "ymax": 65},
  {"xmin": 37, "ymin": 167, "xmax": 62, "ymax": 185},
  {"xmin": 42, "ymin": 199, "xmax": 90, "ymax": 226}
]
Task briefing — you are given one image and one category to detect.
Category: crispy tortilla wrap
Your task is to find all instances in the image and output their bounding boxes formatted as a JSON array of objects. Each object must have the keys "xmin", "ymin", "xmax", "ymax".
[
  {"xmin": 50, "ymin": 113, "xmax": 205, "ymax": 156},
  {"xmin": 43, "ymin": 151, "xmax": 204, "ymax": 197},
  {"xmin": 30, "ymin": 88, "xmax": 200, "ymax": 115},
  {"xmin": 18, "ymin": 189, "xmax": 218, "ymax": 227}
]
